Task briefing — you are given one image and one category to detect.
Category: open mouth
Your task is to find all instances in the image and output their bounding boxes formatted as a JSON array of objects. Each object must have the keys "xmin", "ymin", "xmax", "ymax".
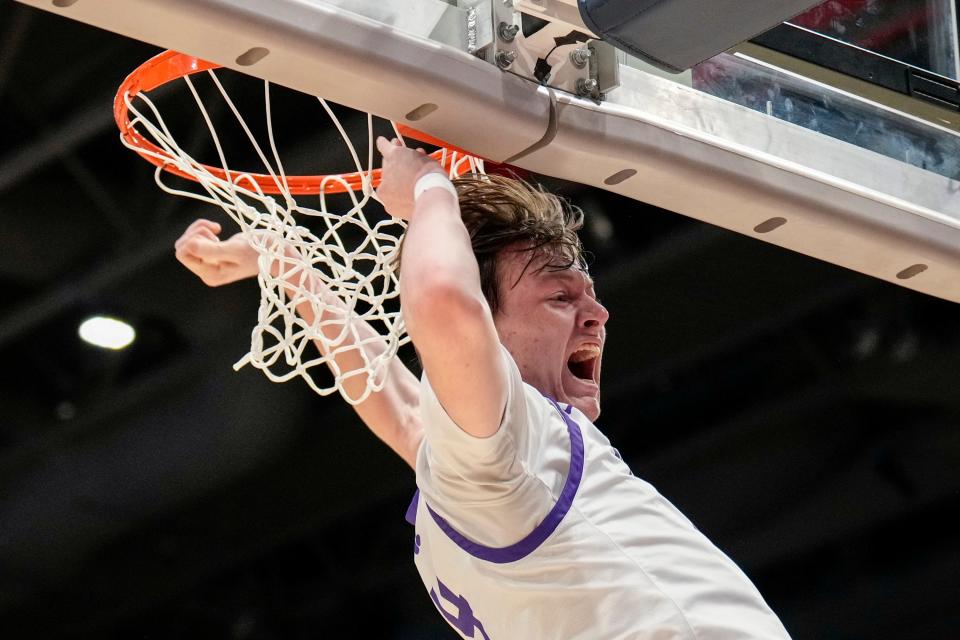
[{"xmin": 567, "ymin": 345, "xmax": 600, "ymax": 383}]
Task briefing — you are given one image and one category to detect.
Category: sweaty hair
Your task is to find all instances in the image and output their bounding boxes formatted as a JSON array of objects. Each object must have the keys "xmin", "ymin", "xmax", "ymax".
[{"xmin": 453, "ymin": 173, "xmax": 586, "ymax": 314}]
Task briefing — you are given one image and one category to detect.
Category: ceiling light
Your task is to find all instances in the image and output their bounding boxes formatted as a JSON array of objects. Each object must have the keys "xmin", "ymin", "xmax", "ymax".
[{"xmin": 78, "ymin": 316, "xmax": 136, "ymax": 350}]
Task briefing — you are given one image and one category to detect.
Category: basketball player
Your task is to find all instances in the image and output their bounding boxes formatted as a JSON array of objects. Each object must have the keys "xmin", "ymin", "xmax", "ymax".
[{"xmin": 174, "ymin": 137, "xmax": 793, "ymax": 639}]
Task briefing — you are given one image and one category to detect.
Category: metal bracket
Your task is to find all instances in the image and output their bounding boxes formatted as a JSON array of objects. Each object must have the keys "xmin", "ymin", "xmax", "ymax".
[
  {"xmin": 587, "ymin": 39, "xmax": 620, "ymax": 100},
  {"xmin": 482, "ymin": 1, "xmax": 619, "ymax": 100}
]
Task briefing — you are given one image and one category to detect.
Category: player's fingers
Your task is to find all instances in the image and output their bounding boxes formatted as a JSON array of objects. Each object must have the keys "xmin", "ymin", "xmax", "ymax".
[
  {"xmin": 175, "ymin": 233, "xmax": 202, "ymax": 253},
  {"xmin": 416, "ymin": 148, "xmax": 426, "ymax": 155},
  {"xmin": 181, "ymin": 219, "xmax": 207, "ymax": 236},
  {"xmin": 175, "ymin": 242, "xmax": 232, "ymax": 284},
  {"xmin": 376, "ymin": 136, "xmax": 393, "ymax": 156},
  {"xmin": 196, "ymin": 227, "xmax": 218, "ymax": 242},
  {"xmin": 176, "ymin": 249, "xmax": 204, "ymax": 268},
  {"xmin": 183, "ymin": 218, "xmax": 220, "ymax": 238},
  {"xmin": 185, "ymin": 237, "xmax": 225, "ymax": 264},
  {"xmin": 175, "ymin": 220, "xmax": 218, "ymax": 251},
  {"xmin": 177, "ymin": 238, "xmax": 203, "ymax": 261},
  {"xmin": 195, "ymin": 220, "xmax": 222, "ymax": 237},
  {"xmin": 193, "ymin": 218, "xmax": 221, "ymax": 231},
  {"xmin": 207, "ymin": 242, "xmax": 239, "ymax": 266},
  {"xmin": 174, "ymin": 229, "xmax": 195, "ymax": 252},
  {"xmin": 175, "ymin": 245, "xmax": 214, "ymax": 280}
]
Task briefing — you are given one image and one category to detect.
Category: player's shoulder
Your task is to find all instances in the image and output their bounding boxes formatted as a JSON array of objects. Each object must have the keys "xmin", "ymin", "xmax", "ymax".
[{"xmin": 516, "ymin": 378, "xmax": 564, "ymax": 422}]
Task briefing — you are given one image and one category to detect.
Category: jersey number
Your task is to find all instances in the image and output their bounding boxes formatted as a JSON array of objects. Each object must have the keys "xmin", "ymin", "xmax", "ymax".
[{"xmin": 430, "ymin": 577, "xmax": 491, "ymax": 640}]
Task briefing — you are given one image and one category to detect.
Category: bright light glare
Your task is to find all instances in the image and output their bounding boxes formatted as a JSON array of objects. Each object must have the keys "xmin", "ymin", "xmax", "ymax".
[{"xmin": 78, "ymin": 316, "xmax": 136, "ymax": 350}]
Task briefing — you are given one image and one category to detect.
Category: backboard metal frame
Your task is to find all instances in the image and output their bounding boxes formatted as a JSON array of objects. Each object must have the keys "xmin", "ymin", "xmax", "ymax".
[
  {"xmin": 14, "ymin": 0, "xmax": 960, "ymax": 304},
  {"xmin": 748, "ymin": 21, "xmax": 960, "ymax": 134}
]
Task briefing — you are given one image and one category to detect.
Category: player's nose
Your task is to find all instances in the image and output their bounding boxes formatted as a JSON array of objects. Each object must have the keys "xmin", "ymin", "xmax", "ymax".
[{"xmin": 581, "ymin": 297, "xmax": 609, "ymax": 329}]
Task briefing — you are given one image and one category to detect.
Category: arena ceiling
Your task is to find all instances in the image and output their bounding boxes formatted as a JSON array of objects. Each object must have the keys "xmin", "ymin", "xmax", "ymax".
[{"xmin": 1, "ymin": 3, "xmax": 958, "ymax": 638}]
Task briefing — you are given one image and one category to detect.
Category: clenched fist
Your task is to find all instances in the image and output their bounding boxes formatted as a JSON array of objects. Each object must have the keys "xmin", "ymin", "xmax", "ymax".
[{"xmin": 174, "ymin": 219, "xmax": 259, "ymax": 287}]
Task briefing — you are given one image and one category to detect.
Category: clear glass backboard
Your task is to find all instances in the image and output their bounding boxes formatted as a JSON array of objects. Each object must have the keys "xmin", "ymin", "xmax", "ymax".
[{"xmin": 790, "ymin": 0, "xmax": 960, "ymax": 79}]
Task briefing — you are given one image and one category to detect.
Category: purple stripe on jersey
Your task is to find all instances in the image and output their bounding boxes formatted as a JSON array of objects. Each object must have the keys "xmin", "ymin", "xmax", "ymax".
[
  {"xmin": 405, "ymin": 491, "xmax": 419, "ymax": 526},
  {"xmin": 423, "ymin": 398, "xmax": 584, "ymax": 564}
]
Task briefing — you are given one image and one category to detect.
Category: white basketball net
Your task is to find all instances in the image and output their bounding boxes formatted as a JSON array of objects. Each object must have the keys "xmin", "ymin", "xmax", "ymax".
[{"xmin": 120, "ymin": 68, "xmax": 483, "ymax": 404}]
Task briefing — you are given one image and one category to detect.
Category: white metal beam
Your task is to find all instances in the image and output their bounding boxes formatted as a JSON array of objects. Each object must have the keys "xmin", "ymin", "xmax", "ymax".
[{"xmin": 14, "ymin": 0, "xmax": 960, "ymax": 303}]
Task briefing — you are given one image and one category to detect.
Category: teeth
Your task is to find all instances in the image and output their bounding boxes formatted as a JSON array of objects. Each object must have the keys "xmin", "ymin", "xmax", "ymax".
[{"xmin": 569, "ymin": 345, "xmax": 600, "ymax": 362}]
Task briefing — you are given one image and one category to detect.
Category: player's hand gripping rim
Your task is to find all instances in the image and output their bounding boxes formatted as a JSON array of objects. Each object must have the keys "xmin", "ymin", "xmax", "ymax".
[{"xmin": 375, "ymin": 136, "xmax": 448, "ymax": 221}]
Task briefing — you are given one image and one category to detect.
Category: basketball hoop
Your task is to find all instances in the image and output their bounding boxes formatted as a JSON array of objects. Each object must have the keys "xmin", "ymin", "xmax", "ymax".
[
  {"xmin": 116, "ymin": 50, "xmax": 484, "ymax": 404},
  {"xmin": 115, "ymin": 50, "xmax": 477, "ymax": 195}
]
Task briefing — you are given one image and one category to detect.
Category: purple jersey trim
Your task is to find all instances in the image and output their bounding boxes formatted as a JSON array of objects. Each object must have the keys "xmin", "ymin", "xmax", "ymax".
[
  {"xmin": 419, "ymin": 397, "xmax": 585, "ymax": 564},
  {"xmin": 405, "ymin": 491, "xmax": 419, "ymax": 526}
]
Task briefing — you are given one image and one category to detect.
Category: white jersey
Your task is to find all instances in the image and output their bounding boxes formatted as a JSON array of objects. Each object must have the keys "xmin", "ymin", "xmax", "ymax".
[{"xmin": 408, "ymin": 345, "xmax": 792, "ymax": 640}]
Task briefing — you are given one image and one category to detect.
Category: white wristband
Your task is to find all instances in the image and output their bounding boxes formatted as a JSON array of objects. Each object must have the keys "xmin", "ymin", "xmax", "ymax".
[{"xmin": 414, "ymin": 172, "xmax": 458, "ymax": 201}]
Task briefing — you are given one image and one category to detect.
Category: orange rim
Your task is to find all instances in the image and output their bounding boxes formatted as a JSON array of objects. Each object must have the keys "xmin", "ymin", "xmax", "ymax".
[{"xmin": 114, "ymin": 50, "xmax": 480, "ymax": 195}]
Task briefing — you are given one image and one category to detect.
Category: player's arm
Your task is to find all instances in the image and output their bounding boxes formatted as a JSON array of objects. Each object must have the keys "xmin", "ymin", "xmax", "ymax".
[
  {"xmin": 174, "ymin": 219, "xmax": 423, "ymax": 469},
  {"xmin": 376, "ymin": 137, "xmax": 507, "ymax": 439}
]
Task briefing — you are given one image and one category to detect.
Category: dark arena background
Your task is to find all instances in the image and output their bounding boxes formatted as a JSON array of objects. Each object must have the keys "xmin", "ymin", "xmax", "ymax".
[{"xmin": 1, "ymin": 2, "xmax": 959, "ymax": 638}]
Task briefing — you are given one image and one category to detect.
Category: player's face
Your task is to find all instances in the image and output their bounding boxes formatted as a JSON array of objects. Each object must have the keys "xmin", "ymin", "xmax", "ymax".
[{"xmin": 493, "ymin": 249, "xmax": 608, "ymax": 421}]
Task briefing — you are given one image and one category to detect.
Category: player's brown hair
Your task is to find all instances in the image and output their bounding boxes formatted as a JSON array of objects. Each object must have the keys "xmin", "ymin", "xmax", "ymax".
[{"xmin": 452, "ymin": 173, "xmax": 586, "ymax": 314}]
